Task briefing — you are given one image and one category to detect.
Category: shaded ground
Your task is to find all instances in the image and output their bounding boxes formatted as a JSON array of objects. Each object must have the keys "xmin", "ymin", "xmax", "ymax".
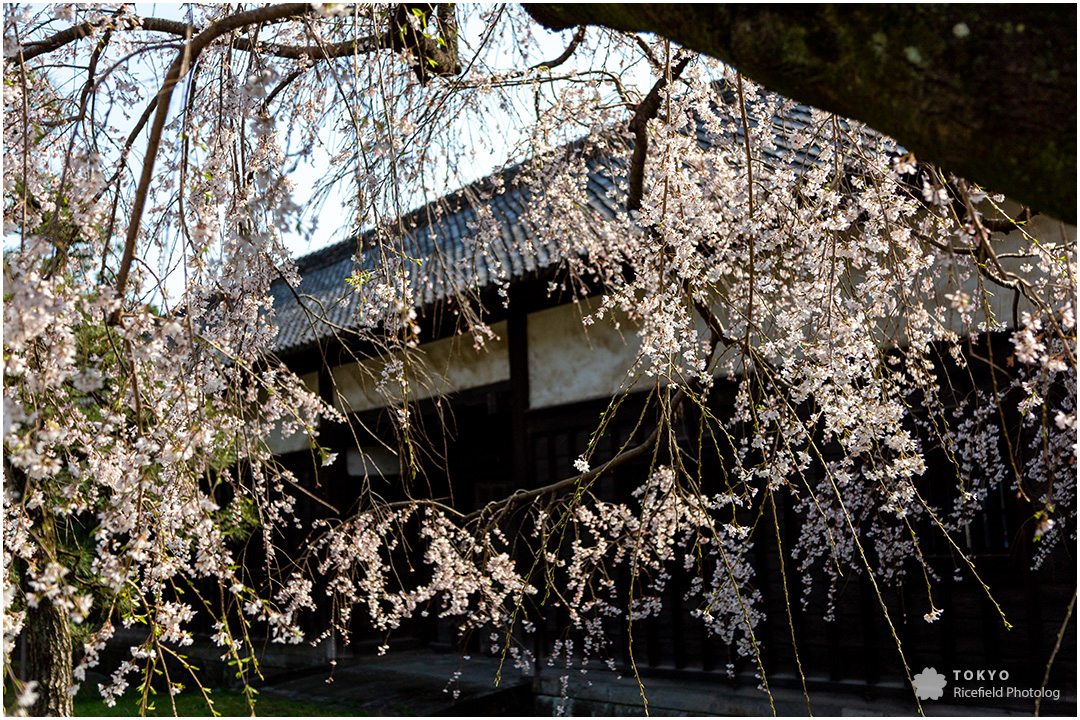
[
  {"xmin": 67, "ymin": 642, "xmax": 1075, "ymax": 716},
  {"xmin": 257, "ymin": 649, "xmax": 532, "ymax": 716},
  {"xmin": 73, "ymin": 688, "xmax": 368, "ymax": 717}
]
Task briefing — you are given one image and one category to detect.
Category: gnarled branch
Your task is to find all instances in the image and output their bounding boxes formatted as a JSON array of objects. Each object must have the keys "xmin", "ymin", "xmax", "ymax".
[{"xmin": 525, "ymin": 4, "xmax": 1077, "ymax": 223}]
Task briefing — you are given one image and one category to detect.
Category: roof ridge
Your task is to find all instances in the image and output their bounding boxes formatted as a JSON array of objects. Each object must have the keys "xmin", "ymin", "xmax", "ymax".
[{"xmin": 272, "ymin": 89, "xmax": 896, "ymax": 354}]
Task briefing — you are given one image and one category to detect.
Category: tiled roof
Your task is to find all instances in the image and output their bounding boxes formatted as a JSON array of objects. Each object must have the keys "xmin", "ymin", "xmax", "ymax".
[
  {"xmin": 269, "ymin": 158, "xmax": 623, "ymax": 354},
  {"xmin": 270, "ymin": 93, "xmax": 896, "ymax": 355}
]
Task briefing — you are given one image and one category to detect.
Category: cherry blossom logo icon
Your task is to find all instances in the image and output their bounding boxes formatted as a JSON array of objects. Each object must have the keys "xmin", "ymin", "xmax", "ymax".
[{"xmin": 912, "ymin": 667, "xmax": 947, "ymax": 700}]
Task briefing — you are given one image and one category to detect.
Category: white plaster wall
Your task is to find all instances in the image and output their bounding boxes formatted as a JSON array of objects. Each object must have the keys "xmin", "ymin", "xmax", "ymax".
[
  {"xmin": 526, "ymin": 296, "xmax": 734, "ymax": 410},
  {"xmin": 332, "ymin": 320, "xmax": 510, "ymax": 413},
  {"xmin": 931, "ymin": 210, "xmax": 1074, "ymax": 334},
  {"xmin": 346, "ymin": 445, "xmax": 400, "ymax": 478},
  {"xmin": 527, "ymin": 298, "xmax": 646, "ymax": 409}
]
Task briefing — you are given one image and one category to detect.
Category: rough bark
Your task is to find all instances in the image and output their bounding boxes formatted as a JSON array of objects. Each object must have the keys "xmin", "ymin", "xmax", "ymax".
[
  {"xmin": 7, "ymin": 457, "xmax": 74, "ymax": 717},
  {"xmin": 387, "ymin": 3, "xmax": 462, "ymax": 84},
  {"xmin": 524, "ymin": 4, "xmax": 1077, "ymax": 223},
  {"xmin": 25, "ymin": 600, "xmax": 74, "ymax": 717}
]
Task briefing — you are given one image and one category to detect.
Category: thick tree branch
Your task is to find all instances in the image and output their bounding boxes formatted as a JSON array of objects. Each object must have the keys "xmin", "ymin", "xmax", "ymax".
[
  {"xmin": 10, "ymin": 10, "xmax": 449, "ymax": 65},
  {"xmin": 12, "ymin": 16, "xmax": 197, "ymax": 63},
  {"xmin": 626, "ymin": 53, "xmax": 692, "ymax": 213},
  {"xmin": 528, "ymin": 24, "xmax": 587, "ymax": 72},
  {"xmin": 633, "ymin": 35, "xmax": 661, "ymax": 71},
  {"xmin": 524, "ymin": 4, "xmax": 1077, "ymax": 223},
  {"xmin": 237, "ymin": 34, "xmax": 380, "ymax": 60},
  {"xmin": 12, "ymin": 17, "xmax": 114, "ymax": 63},
  {"xmin": 385, "ymin": 3, "xmax": 461, "ymax": 84}
]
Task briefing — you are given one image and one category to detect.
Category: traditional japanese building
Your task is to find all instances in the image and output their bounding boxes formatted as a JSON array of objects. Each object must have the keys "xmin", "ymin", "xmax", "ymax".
[{"xmin": 266, "ymin": 105, "xmax": 1076, "ymax": 714}]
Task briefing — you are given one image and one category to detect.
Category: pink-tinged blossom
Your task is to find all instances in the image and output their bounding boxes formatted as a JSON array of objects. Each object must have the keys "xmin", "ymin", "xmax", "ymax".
[{"xmin": 3, "ymin": 4, "xmax": 1075, "ymax": 713}]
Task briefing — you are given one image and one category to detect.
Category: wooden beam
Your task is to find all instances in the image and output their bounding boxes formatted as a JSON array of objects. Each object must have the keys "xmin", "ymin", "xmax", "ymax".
[{"xmin": 508, "ymin": 297, "xmax": 532, "ymax": 489}]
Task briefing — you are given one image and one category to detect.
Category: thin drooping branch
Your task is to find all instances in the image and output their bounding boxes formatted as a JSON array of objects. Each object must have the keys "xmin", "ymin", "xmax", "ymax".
[
  {"xmin": 982, "ymin": 206, "xmax": 1037, "ymax": 235},
  {"xmin": 462, "ymin": 409, "xmax": 671, "ymax": 523},
  {"xmin": 43, "ymin": 10, "xmax": 117, "ymax": 277},
  {"xmin": 1036, "ymin": 590, "xmax": 1076, "ymax": 716},
  {"xmin": 110, "ymin": 3, "xmax": 316, "ymax": 318},
  {"xmin": 260, "ymin": 67, "xmax": 308, "ymax": 114},
  {"xmin": 486, "ymin": 24, "xmax": 587, "ymax": 85},
  {"xmin": 736, "ymin": 72, "xmax": 755, "ymax": 352}
]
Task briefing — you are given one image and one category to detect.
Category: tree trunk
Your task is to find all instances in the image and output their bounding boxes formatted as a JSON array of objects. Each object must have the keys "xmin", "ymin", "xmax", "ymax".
[
  {"xmin": 524, "ymin": 4, "xmax": 1077, "ymax": 223},
  {"xmin": 25, "ymin": 600, "xmax": 74, "ymax": 717}
]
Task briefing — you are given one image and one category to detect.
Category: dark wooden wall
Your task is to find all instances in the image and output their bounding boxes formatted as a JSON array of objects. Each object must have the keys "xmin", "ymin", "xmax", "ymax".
[{"xmin": 266, "ymin": 326, "xmax": 1075, "ymax": 711}]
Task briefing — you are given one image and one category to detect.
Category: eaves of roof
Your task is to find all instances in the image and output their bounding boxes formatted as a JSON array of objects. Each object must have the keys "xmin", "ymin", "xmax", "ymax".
[{"xmin": 270, "ymin": 92, "xmax": 896, "ymax": 357}]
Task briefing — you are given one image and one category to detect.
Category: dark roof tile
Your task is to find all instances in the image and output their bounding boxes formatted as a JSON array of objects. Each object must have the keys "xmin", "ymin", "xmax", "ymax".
[{"xmin": 271, "ymin": 96, "xmax": 894, "ymax": 355}]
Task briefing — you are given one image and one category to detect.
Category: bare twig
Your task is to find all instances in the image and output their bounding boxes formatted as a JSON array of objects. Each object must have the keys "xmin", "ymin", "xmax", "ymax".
[
  {"xmin": 260, "ymin": 66, "xmax": 308, "ymax": 114},
  {"xmin": 1035, "ymin": 590, "xmax": 1075, "ymax": 716},
  {"xmin": 736, "ymin": 72, "xmax": 756, "ymax": 352}
]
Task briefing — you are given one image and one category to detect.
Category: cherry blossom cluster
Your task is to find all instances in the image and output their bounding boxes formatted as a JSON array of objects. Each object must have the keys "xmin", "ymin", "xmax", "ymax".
[{"xmin": 3, "ymin": 4, "xmax": 1074, "ymax": 713}]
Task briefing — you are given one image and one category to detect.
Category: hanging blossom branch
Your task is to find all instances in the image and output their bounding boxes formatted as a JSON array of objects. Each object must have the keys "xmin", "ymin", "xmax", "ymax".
[
  {"xmin": 5, "ymin": 4, "xmax": 1075, "ymax": 715},
  {"xmin": 110, "ymin": 3, "xmax": 317, "ymax": 316},
  {"xmin": 108, "ymin": 2, "xmax": 464, "ymax": 318}
]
